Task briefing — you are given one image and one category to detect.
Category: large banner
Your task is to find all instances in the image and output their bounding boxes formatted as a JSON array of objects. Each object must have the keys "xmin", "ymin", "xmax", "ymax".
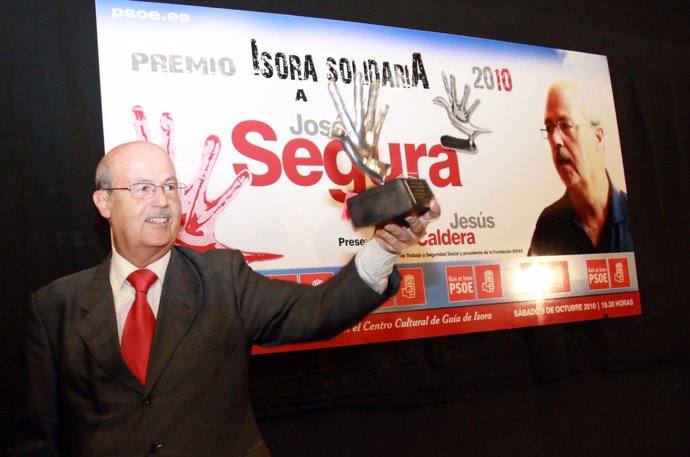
[{"xmin": 95, "ymin": 0, "xmax": 641, "ymax": 353}]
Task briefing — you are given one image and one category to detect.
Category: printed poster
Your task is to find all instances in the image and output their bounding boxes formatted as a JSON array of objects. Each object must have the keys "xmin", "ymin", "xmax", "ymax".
[{"xmin": 95, "ymin": 0, "xmax": 641, "ymax": 352}]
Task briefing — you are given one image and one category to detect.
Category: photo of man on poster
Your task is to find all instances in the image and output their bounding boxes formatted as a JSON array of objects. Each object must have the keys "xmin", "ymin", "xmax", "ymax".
[{"xmin": 528, "ymin": 81, "xmax": 634, "ymax": 256}]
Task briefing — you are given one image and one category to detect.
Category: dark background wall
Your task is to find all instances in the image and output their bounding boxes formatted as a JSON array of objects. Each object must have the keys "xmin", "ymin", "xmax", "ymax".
[{"xmin": 2, "ymin": 1, "xmax": 689, "ymax": 455}]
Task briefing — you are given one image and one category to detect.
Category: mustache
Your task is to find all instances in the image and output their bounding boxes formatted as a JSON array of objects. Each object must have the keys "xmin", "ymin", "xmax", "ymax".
[
  {"xmin": 145, "ymin": 209, "xmax": 173, "ymax": 219},
  {"xmin": 555, "ymin": 145, "xmax": 571, "ymax": 164}
]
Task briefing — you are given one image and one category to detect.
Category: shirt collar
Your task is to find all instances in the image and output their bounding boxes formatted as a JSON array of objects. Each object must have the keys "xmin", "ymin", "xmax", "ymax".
[{"xmin": 111, "ymin": 247, "xmax": 172, "ymax": 290}]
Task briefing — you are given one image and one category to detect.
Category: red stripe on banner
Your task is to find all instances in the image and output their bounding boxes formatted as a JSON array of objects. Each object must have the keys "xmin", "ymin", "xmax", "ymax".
[{"xmin": 252, "ymin": 291, "xmax": 641, "ymax": 354}]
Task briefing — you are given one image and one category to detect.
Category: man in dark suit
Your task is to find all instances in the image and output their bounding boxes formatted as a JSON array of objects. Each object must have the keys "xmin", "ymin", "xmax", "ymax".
[{"xmin": 7, "ymin": 141, "xmax": 440, "ymax": 456}]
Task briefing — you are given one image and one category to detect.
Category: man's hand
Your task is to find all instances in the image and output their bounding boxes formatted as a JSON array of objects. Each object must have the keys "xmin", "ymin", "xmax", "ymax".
[{"xmin": 373, "ymin": 200, "xmax": 441, "ymax": 254}]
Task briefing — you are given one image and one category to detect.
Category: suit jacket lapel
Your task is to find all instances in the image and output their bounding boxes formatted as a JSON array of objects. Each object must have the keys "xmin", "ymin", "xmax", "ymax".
[
  {"xmin": 75, "ymin": 255, "xmax": 143, "ymax": 393},
  {"xmin": 145, "ymin": 248, "xmax": 203, "ymax": 391}
]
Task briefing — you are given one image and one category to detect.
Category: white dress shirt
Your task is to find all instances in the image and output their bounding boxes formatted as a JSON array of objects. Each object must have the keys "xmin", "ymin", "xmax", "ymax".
[{"xmin": 110, "ymin": 248, "xmax": 170, "ymax": 342}]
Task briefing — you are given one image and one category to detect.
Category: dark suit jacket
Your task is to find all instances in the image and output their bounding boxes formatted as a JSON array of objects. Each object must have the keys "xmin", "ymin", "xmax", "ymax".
[{"xmin": 8, "ymin": 246, "xmax": 399, "ymax": 456}]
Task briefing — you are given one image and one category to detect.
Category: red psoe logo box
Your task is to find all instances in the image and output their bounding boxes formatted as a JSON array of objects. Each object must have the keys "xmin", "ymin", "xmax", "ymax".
[
  {"xmin": 446, "ymin": 265, "xmax": 476, "ymax": 302},
  {"xmin": 586, "ymin": 259, "xmax": 610, "ymax": 290},
  {"xmin": 395, "ymin": 268, "xmax": 427, "ymax": 306},
  {"xmin": 546, "ymin": 261, "xmax": 571, "ymax": 293},
  {"xmin": 608, "ymin": 258, "xmax": 631, "ymax": 288},
  {"xmin": 299, "ymin": 272, "xmax": 334, "ymax": 286},
  {"xmin": 267, "ymin": 274, "xmax": 299, "ymax": 283},
  {"xmin": 475, "ymin": 264, "xmax": 503, "ymax": 300}
]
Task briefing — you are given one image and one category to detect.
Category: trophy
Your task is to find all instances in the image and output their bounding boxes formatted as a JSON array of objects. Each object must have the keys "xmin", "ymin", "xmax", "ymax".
[{"xmin": 328, "ymin": 73, "xmax": 434, "ymax": 228}]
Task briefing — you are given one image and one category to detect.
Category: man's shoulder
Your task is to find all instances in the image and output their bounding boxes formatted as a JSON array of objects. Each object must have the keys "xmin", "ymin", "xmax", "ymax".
[
  {"xmin": 536, "ymin": 192, "xmax": 573, "ymax": 223},
  {"xmin": 169, "ymin": 247, "xmax": 257, "ymax": 298},
  {"xmin": 32, "ymin": 263, "xmax": 104, "ymax": 303},
  {"xmin": 173, "ymin": 245, "xmax": 244, "ymax": 263},
  {"xmin": 608, "ymin": 185, "xmax": 630, "ymax": 222},
  {"xmin": 171, "ymin": 246, "xmax": 247, "ymax": 276},
  {"xmin": 529, "ymin": 193, "xmax": 579, "ymax": 256}
]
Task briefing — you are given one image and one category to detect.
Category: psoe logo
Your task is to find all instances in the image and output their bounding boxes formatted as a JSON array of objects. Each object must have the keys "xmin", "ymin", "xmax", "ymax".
[{"xmin": 111, "ymin": 7, "xmax": 192, "ymax": 23}]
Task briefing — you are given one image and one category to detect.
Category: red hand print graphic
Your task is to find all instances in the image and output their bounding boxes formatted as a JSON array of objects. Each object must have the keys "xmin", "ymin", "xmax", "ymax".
[{"xmin": 132, "ymin": 106, "xmax": 282, "ymax": 263}]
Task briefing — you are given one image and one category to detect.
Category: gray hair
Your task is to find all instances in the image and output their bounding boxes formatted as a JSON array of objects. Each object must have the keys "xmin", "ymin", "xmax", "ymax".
[
  {"xmin": 548, "ymin": 80, "xmax": 603, "ymax": 127},
  {"xmin": 94, "ymin": 153, "xmax": 112, "ymax": 190}
]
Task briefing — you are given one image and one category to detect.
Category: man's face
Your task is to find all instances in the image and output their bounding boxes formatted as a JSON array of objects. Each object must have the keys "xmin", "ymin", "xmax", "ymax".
[
  {"xmin": 544, "ymin": 85, "xmax": 604, "ymax": 190},
  {"xmin": 93, "ymin": 143, "xmax": 182, "ymax": 266}
]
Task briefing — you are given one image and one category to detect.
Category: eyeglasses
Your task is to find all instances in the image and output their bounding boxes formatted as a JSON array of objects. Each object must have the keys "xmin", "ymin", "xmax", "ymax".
[
  {"xmin": 540, "ymin": 120, "xmax": 592, "ymax": 139},
  {"xmin": 101, "ymin": 182, "xmax": 187, "ymax": 199}
]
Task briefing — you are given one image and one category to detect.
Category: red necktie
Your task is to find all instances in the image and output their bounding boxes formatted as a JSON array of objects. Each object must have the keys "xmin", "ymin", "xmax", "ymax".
[{"xmin": 121, "ymin": 269, "xmax": 157, "ymax": 385}]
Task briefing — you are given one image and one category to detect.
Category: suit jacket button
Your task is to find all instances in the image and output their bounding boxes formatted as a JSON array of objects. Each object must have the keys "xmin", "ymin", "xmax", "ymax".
[
  {"xmin": 143, "ymin": 395, "xmax": 154, "ymax": 405},
  {"xmin": 148, "ymin": 443, "xmax": 164, "ymax": 454}
]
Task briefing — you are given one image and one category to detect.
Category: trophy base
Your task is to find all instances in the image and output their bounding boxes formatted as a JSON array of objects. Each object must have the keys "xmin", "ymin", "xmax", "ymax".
[{"xmin": 348, "ymin": 178, "xmax": 434, "ymax": 228}]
